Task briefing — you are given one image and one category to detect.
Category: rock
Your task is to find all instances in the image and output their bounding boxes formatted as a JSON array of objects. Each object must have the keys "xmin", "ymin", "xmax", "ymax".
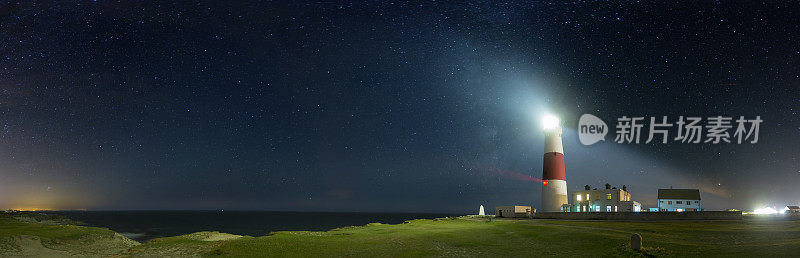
[{"xmin": 631, "ymin": 233, "xmax": 642, "ymax": 250}]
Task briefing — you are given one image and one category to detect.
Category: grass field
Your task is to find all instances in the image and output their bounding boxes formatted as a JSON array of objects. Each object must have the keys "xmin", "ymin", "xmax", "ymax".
[
  {"xmin": 2, "ymin": 213, "xmax": 799, "ymax": 257},
  {"xmin": 0, "ymin": 212, "xmax": 139, "ymax": 256}
]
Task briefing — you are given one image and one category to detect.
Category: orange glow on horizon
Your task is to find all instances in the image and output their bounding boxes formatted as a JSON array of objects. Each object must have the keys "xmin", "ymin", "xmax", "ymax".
[{"xmin": 9, "ymin": 207, "xmax": 54, "ymax": 211}]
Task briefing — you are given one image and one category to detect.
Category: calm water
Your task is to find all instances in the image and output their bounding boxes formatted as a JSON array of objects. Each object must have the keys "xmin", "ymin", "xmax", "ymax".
[{"xmin": 46, "ymin": 211, "xmax": 457, "ymax": 242}]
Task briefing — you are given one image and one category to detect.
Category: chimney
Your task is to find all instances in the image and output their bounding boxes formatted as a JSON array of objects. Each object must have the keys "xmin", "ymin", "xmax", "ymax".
[
  {"xmin": 605, "ymin": 183, "xmax": 611, "ymax": 189},
  {"xmin": 622, "ymin": 185, "xmax": 627, "ymax": 191},
  {"xmin": 584, "ymin": 185, "xmax": 590, "ymax": 190}
]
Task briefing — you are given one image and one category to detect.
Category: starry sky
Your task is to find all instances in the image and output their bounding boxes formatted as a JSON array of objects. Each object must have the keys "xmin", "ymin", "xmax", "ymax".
[{"xmin": 0, "ymin": 1, "xmax": 798, "ymax": 213}]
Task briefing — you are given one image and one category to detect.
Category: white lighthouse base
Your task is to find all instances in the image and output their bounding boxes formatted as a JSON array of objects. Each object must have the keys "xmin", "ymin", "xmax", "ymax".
[{"xmin": 541, "ymin": 179, "xmax": 568, "ymax": 212}]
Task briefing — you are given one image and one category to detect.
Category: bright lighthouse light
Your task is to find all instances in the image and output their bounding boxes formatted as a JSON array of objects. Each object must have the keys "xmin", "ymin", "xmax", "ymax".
[{"xmin": 542, "ymin": 115, "xmax": 560, "ymax": 130}]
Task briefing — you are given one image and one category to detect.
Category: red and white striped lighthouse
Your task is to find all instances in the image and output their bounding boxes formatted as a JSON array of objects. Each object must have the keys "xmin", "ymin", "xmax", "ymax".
[{"xmin": 541, "ymin": 115, "xmax": 567, "ymax": 212}]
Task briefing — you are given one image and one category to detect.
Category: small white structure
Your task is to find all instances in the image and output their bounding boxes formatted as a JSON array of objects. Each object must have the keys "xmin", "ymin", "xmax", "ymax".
[{"xmin": 478, "ymin": 205, "xmax": 485, "ymax": 215}]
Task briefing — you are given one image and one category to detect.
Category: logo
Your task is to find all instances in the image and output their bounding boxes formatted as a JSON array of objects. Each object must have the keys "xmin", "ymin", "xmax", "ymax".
[
  {"xmin": 579, "ymin": 114, "xmax": 608, "ymax": 145},
  {"xmin": 577, "ymin": 114, "xmax": 762, "ymax": 145}
]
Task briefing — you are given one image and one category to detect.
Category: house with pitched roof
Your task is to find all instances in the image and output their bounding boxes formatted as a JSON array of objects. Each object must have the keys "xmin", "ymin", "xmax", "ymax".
[{"xmin": 657, "ymin": 187, "xmax": 701, "ymax": 212}]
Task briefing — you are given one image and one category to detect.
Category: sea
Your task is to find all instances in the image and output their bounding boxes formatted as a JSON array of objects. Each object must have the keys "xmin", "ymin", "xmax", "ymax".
[{"xmin": 45, "ymin": 211, "xmax": 458, "ymax": 243}]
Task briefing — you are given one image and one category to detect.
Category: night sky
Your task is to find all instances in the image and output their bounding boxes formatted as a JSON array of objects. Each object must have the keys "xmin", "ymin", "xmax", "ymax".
[{"xmin": 1, "ymin": 1, "xmax": 798, "ymax": 213}]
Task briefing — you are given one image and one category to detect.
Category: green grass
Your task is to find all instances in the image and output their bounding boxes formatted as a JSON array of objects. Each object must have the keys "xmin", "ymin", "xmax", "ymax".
[
  {"xmin": 3, "ymin": 213, "xmax": 800, "ymax": 257},
  {"xmin": 0, "ymin": 212, "xmax": 138, "ymax": 256},
  {"xmin": 128, "ymin": 216, "xmax": 800, "ymax": 257}
]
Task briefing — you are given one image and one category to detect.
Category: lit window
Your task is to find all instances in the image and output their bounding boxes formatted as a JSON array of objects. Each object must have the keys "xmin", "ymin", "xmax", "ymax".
[
  {"xmin": 615, "ymin": 206, "xmax": 618, "ymax": 212},
  {"xmin": 586, "ymin": 194, "xmax": 589, "ymax": 200},
  {"xmin": 606, "ymin": 194, "xmax": 612, "ymax": 200},
  {"xmin": 606, "ymin": 206, "xmax": 611, "ymax": 212},
  {"xmin": 576, "ymin": 194, "xmax": 582, "ymax": 201},
  {"xmin": 668, "ymin": 201, "xmax": 672, "ymax": 205}
]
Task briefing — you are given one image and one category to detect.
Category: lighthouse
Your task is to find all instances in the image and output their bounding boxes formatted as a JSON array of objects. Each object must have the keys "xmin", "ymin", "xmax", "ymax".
[{"xmin": 541, "ymin": 115, "xmax": 567, "ymax": 212}]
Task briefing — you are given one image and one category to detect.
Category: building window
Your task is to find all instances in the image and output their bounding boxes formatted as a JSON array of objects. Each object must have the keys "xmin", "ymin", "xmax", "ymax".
[
  {"xmin": 615, "ymin": 206, "xmax": 618, "ymax": 212},
  {"xmin": 606, "ymin": 206, "xmax": 611, "ymax": 212},
  {"xmin": 659, "ymin": 200, "xmax": 664, "ymax": 203},
  {"xmin": 695, "ymin": 201, "xmax": 699, "ymax": 204},
  {"xmin": 668, "ymin": 201, "xmax": 672, "ymax": 205},
  {"xmin": 576, "ymin": 194, "xmax": 582, "ymax": 201},
  {"xmin": 606, "ymin": 194, "xmax": 612, "ymax": 200},
  {"xmin": 676, "ymin": 201, "xmax": 682, "ymax": 204},
  {"xmin": 586, "ymin": 194, "xmax": 589, "ymax": 200}
]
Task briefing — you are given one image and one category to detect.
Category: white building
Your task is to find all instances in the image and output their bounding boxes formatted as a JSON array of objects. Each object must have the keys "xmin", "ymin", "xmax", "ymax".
[
  {"xmin": 564, "ymin": 184, "xmax": 641, "ymax": 212},
  {"xmin": 657, "ymin": 188, "xmax": 701, "ymax": 211},
  {"xmin": 495, "ymin": 206, "xmax": 531, "ymax": 218}
]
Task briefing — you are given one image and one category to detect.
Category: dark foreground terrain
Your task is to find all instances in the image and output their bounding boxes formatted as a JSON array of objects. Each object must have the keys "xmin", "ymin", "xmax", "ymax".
[{"xmin": 1, "ymin": 212, "xmax": 798, "ymax": 257}]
